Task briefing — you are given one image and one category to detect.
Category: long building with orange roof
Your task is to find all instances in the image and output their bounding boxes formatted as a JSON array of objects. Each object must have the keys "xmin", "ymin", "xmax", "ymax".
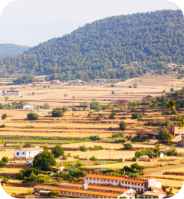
[
  {"xmin": 84, "ymin": 174, "xmax": 162, "ymax": 193},
  {"xmin": 33, "ymin": 184, "xmax": 136, "ymax": 199}
]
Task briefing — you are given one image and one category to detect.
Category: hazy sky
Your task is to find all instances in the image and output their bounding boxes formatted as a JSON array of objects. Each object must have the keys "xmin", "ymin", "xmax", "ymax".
[{"xmin": 0, "ymin": 0, "xmax": 181, "ymax": 46}]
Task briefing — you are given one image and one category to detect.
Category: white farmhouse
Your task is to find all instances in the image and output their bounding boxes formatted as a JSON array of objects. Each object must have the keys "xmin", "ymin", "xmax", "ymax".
[
  {"xmin": 14, "ymin": 148, "xmax": 43, "ymax": 160},
  {"xmin": 23, "ymin": 104, "xmax": 34, "ymax": 111}
]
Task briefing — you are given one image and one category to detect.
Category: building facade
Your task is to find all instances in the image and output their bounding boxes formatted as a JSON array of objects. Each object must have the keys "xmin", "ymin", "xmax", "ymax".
[
  {"xmin": 94, "ymin": 79, "xmax": 106, "ymax": 84},
  {"xmin": 52, "ymin": 80, "xmax": 60, "ymax": 84},
  {"xmin": 84, "ymin": 174, "xmax": 162, "ymax": 194},
  {"xmin": 14, "ymin": 148, "xmax": 43, "ymax": 160},
  {"xmin": 2, "ymin": 90, "xmax": 21, "ymax": 96},
  {"xmin": 138, "ymin": 131, "xmax": 159, "ymax": 139},
  {"xmin": 117, "ymin": 99, "xmax": 129, "ymax": 106},
  {"xmin": 23, "ymin": 104, "xmax": 34, "ymax": 111},
  {"xmin": 177, "ymin": 134, "xmax": 184, "ymax": 147},
  {"xmin": 33, "ymin": 185, "xmax": 128, "ymax": 199},
  {"xmin": 170, "ymin": 125, "xmax": 184, "ymax": 138},
  {"xmin": 84, "ymin": 174, "xmax": 147, "ymax": 193},
  {"xmin": 143, "ymin": 95, "xmax": 153, "ymax": 103}
]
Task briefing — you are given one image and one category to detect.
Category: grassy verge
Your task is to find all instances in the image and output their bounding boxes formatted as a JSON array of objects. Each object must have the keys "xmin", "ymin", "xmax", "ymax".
[{"xmin": 0, "ymin": 139, "xmax": 91, "ymax": 143}]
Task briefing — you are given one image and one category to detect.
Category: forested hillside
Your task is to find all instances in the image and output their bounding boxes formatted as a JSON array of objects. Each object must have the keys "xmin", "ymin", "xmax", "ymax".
[
  {"xmin": 0, "ymin": 44, "xmax": 29, "ymax": 60},
  {"xmin": 0, "ymin": 10, "xmax": 183, "ymax": 81}
]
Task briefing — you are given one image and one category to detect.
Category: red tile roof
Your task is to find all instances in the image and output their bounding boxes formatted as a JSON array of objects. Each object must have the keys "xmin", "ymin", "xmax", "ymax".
[
  {"xmin": 58, "ymin": 183, "xmax": 130, "ymax": 192},
  {"xmin": 85, "ymin": 174, "xmax": 147, "ymax": 184},
  {"xmin": 33, "ymin": 185, "xmax": 122, "ymax": 197}
]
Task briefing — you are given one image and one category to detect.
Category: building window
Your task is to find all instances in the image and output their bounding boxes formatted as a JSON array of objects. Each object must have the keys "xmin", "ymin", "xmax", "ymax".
[{"xmin": 17, "ymin": 152, "xmax": 19, "ymax": 155}]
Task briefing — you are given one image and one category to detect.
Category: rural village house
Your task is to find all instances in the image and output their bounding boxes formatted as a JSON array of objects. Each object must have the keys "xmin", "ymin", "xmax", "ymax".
[
  {"xmin": 94, "ymin": 79, "xmax": 106, "ymax": 84},
  {"xmin": 52, "ymin": 80, "xmax": 60, "ymax": 84},
  {"xmin": 23, "ymin": 104, "xmax": 34, "ymax": 111},
  {"xmin": 2, "ymin": 90, "xmax": 21, "ymax": 96},
  {"xmin": 170, "ymin": 125, "xmax": 184, "ymax": 138},
  {"xmin": 142, "ymin": 95, "xmax": 153, "ymax": 103},
  {"xmin": 14, "ymin": 148, "xmax": 43, "ymax": 160}
]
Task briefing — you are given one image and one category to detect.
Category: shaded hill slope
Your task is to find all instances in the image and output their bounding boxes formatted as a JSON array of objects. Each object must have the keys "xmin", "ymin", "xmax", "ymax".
[{"xmin": 0, "ymin": 44, "xmax": 29, "ymax": 60}]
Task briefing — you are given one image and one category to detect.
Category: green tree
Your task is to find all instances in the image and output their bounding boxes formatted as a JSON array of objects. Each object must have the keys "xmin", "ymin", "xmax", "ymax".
[
  {"xmin": 51, "ymin": 145, "xmax": 64, "ymax": 158},
  {"xmin": 109, "ymin": 112, "xmax": 117, "ymax": 119},
  {"xmin": 0, "ymin": 161, "xmax": 6, "ymax": 168},
  {"xmin": 156, "ymin": 129, "xmax": 173, "ymax": 143},
  {"xmin": 5, "ymin": 97, "xmax": 9, "ymax": 101},
  {"xmin": 1, "ymin": 157, "xmax": 9, "ymax": 163},
  {"xmin": 119, "ymin": 121, "xmax": 127, "ymax": 130},
  {"xmin": 133, "ymin": 82, "xmax": 138, "ymax": 88},
  {"xmin": 1, "ymin": 114, "xmax": 7, "ymax": 120},
  {"xmin": 62, "ymin": 106, "xmax": 68, "ymax": 113},
  {"xmin": 43, "ymin": 103, "xmax": 50, "ymax": 109},
  {"xmin": 52, "ymin": 108, "xmax": 63, "ymax": 117},
  {"xmin": 124, "ymin": 143, "xmax": 133, "ymax": 150},
  {"xmin": 33, "ymin": 150, "xmax": 56, "ymax": 171},
  {"xmin": 27, "ymin": 113, "xmax": 39, "ymax": 120},
  {"xmin": 23, "ymin": 143, "xmax": 32, "ymax": 148}
]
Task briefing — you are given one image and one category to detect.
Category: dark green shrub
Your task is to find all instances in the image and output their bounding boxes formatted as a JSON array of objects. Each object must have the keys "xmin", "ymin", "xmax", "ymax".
[
  {"xmin": 1, "ymin": 114, "xmax": 8, "ymax": 120},
  {"xmin": 52, "ymin": 145, "xmax": 64, "ymax": 158},
  {"xmin": 124, "ymin": 143, "xmax": 133, "ymax": 150},
  {"xmin": 2, "ymin": 156, "xmax": 9, "ymax": 163},
  {"xmin": 27, "ymin": 113, "xmax": 39, "ymax": 120},
  {"xmin": 119, "ymin": 121, "xmax": 127, "ymax": 130},
  {"xmin": 52, "ymin": 108, "xmax": 63, "ymax": 117}
]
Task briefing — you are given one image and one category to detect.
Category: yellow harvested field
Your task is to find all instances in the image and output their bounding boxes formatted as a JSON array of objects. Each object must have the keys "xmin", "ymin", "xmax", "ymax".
[
  {"xmin": 83, "ymin": 161, "xmax": 162, "ymax": 169},
  {"xmin": 0, "ymin": 75, "xmax": 183, "ymax": 108},
  {"xmin": 154, "ymin": 179, "xmax": 184, "ymax": 187},
  {"xmin": 2, "ymin": 185, "xmax": 31, "ymax": 195},
  {"xmin": 62, "ymin": 142, "xmax": 123, "ymax": 149},
  {"xmin": 0, "ymin": 150, "xmax": 15, "ymax": 159},
  {"xmin": 68, "ymin": 150, "xmax": 135, "ymax": 160},
  {"xmin": 148, "ymin": 175, "xmax": 184, "ymax": 181},
  {"xmin": 164, "ymin": 167, "xmax": 184, "ymax": 173},
  {"xmin": 0, "ymin": 168, "xmax": 22, "ymax": 174}
]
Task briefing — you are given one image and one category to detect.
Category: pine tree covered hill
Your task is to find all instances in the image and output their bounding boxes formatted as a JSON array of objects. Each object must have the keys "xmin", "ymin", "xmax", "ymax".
[
  {"xmin": 0, "ymin": 44, "xmax": 29, "ymax": 60},
  {"xmin": 0, "ymin": 9, "xmax": 184, "ymax": 81}
]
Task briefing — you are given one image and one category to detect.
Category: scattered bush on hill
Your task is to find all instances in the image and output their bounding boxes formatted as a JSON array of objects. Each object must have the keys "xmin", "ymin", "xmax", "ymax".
[
  {"xmin": 109, "ymin": 112, "xmax": 117, "ymax": 119},
  {"xmin": 27, "ymin": 113, "xmax": 39, "ymax": 120},
  {"xmin": 119, "ymin": 121, "xmax": 127, "ymax": 131},
  {"xmin": 52, "ymin": 108, "xmax": 63, "ymax": 117},
  {"xmin": 123, "ymin": 143, "xmax": 133, "ymax": 150},
  {"xmin": 90, "ymin": 156, "xmax": 98, "ymax": 161},
  {"xmin": 1, "ymin": 114, "xmax": 7, "ymax": 120},
  {"xmin": 23, "ymin": 143, "xmax": 32, "ymax": 148}
]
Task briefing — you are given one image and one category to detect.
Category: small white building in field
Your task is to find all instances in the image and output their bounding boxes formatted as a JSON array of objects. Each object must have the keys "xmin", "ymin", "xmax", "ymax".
[
  {"xmin": 23, "ymin": 104, "xmax": 34, "ymax": 111},
  {"xmin": 14, "ymin": 148, "xmax": 43, "ymax": 160}
]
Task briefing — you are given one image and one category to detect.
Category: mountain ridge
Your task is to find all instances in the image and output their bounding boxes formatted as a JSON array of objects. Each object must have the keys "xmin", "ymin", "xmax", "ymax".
[{"xmin": 0, "ymin": 9, "xmax": 183, "ymax": 81}]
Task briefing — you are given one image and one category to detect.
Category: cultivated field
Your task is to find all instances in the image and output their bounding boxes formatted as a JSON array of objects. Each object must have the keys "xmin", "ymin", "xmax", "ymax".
[
  {"xmin": 0, "ymin": 150, "xmax": 15, "ymax": 159},
  {"xmin": 2, "ymin": 185, "xmax": 31, "ymax": 195},
  {"xmin": 0, "ymin": 75, "xmax": 183, "ymax": 108},
  {"xmin": 0, "ymin": 168, "xmax": 22, "ymax": 174}
]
